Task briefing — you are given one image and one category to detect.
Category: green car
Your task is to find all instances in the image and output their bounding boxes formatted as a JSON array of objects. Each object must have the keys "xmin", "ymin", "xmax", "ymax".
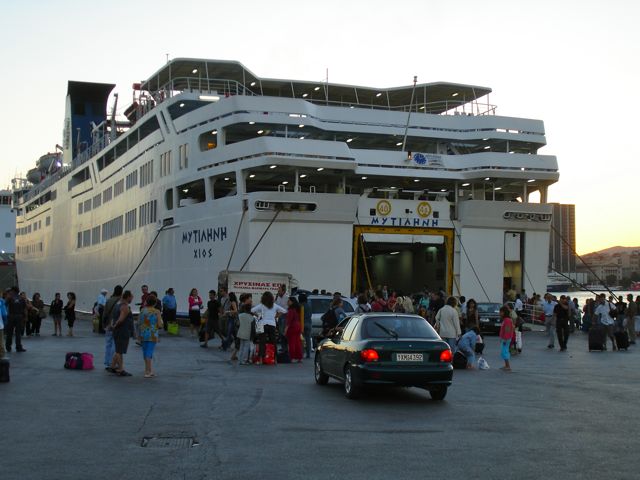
[{"xmin": 314, "ymin": 313, "xmax": 454, "ymax": 400}]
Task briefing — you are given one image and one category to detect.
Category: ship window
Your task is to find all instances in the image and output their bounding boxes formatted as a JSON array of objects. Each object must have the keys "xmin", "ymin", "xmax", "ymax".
[
  {"xmin": 93, "ymin": 193, "xmax": 101, "ymax": 209},
  {"xmin": 210, "ymin": 172, "xmax": 237, "ymax": 199},
  {"xmin": 125, "ymin": 208, "xmax": 137, "ymax": 233},
  {"xmin": 199, "ymin": 131, "xmax": 217, "ymax": 151},
  {"xmin": 5, "ymin": 232, "xmax": 10, "ymax": 238},
  {"xmin": 179, "ymin": 143, "xmax": 189, "ymax": 169},
  {"xmin": 78, "ymin": 203, "xmax": 83, "ymax": 215},
  {"xmin": 126, "ymin": 170, "xmax": 138, "ymax": 189},
  {"xmin": 160, "ymin": 151, "xmax": 172, "ymax": 177},
  {"xmin": 140, "ymin": 159, "xmax": 154, "ymax": 187},
  {"xmin": 83, "ymin": 230, "xmax": 91, "ymax": 248},
  {"xmin": 92, "ymin": 226, "xmax": 101, "ymax": 245},
  {"xmin": 139, "ymin": 200, "xmax": 157, "ymax": 227},
  {"xmin": 46, "ymin": 217, "xmax": 50, "ymax": 226},
  {"xmin": 114, "ymin": 179, "xmax": 125, "ymax": 197},
  {"xmin": 165, "ymin": 189, "xmax": 174, "ymax": 210},
  {"xmin": 178, "ymin": 179, "xmax": 206, "ymax": 207},
  {"xmin": 84, "ymin": 199, "xmax": 92, "ymax": 213},
  {"xmin": 138, "ymin": 116, "xmax": 160, "ymax": 141},
  {"xmin": 103, "ymin": 186, "xmax": 113, "ymax": 203},
  {"xmin": 77, "ymin": 232, "xmax": 82, "ymax": 249},
  {"xmin": 167, "ymin": 100, "xmax": 208, "ymax": 120}
]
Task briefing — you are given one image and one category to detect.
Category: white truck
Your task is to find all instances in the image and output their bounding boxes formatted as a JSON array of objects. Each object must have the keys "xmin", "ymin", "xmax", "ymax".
[{"xmin": 217, "ymin": 270, "xmax": 294, "ymax": 299}]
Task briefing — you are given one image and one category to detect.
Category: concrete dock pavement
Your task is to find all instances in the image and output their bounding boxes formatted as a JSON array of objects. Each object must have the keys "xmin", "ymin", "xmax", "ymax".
[{"xmin": 2, "ymin": 316, "xmax": 639, "ymax": 480}]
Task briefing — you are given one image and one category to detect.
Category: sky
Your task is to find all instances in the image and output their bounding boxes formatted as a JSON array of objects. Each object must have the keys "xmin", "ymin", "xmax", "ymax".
[{"xmin": 0, "ymin": 0, "xmax": 638, "ymax": 254}]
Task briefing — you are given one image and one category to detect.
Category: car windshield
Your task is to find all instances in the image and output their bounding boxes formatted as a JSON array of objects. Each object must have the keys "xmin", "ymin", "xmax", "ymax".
[
  {"xmin": 310, "ymin": 298, "xmax": 354, "ymax": 314},
  {"xmin": 477, "ymin": 303, "xmax": 501, "ymax": 314},
  {"xmin": 362, "ymin": 316, "xmax": 439, "ymax": 339}
]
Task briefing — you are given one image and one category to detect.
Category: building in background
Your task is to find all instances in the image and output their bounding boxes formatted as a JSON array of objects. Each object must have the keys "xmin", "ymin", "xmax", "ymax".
[
  {"xmin": 548, "ymin": 203, "xmax": 576, "ymax": 273},
  {"xmin": 0, "ymin": 189, "xmax": 17, "ymax": 289}
]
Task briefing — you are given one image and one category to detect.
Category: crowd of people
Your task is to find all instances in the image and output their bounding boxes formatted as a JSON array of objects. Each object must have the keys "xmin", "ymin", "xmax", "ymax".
[{"xmin": 2, "ymin": 280, "xmax": 638, "ymax": 377}]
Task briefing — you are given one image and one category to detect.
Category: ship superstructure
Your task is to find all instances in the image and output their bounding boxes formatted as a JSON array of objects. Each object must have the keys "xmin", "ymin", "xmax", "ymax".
[{"xmin": 13, "ymin": 59, "xmax": 558, "ymax": 311}]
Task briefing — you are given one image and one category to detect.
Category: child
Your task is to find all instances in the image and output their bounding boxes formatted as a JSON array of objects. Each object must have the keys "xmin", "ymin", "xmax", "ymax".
[
  {"xmin": 236, "ymin": 303, "xmax": 254, "ymax": 364},
  {"xmin": 499, "ymin": 306, "xmax": 514, "ymax": 372},
  {"xmin": 138, "ymin": 296, "xmax": 163, "ymax": 378}
]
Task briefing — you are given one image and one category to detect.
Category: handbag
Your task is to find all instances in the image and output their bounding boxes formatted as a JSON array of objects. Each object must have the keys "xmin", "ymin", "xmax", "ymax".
[{"xmin": 255, "ymin": 319, "xmax": 265, "ymax": 335}]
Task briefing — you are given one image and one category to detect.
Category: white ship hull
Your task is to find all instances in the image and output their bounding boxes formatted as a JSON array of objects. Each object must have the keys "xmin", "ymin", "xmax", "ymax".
[{"xmin": 14, "ymin": 59, "xmax": 559, "ymax": 312}]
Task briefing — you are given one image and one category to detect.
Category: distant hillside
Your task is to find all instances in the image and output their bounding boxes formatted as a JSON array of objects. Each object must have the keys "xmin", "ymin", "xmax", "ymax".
[{"xmin": 584, "ymin": 245, "xmax": 640, "ymax": 256}]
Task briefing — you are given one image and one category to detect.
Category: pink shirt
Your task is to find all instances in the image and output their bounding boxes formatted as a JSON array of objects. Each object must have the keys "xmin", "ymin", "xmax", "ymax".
[
  {"xmin": 499, "ymin": 316, "xmax": 514, "ymax": 340},
  {"xmin": 188, "ymin": 295, "xmax": 202, "ymax": 311}
]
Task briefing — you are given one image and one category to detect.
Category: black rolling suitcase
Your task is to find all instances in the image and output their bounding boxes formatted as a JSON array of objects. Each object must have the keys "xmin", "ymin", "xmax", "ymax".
[
  {"xmin": 0, "ymin": 358, "xmax": 10, "ymax": 383},
  {"xmin": 588, "ymin": 326, "xmax": 606, "ymax": 352},
  {"xmin": 453, "ymin": 351, "xmax": 468, "ymax": 369},
  {"xmin": 615, "ymin": 331, "xmax": 629, "ymax": 351}
]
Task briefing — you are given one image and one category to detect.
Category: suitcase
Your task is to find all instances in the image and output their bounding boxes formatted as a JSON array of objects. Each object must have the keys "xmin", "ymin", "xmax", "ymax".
[
  {"xmin": 615, "ymin": 331, "xmax": 629, "ymax": 351},
  {"xmin": 263, "ymin": 343, "xmax": 276, "ymax": 365},
  {"xmin": 588, "ymin": 326, "xmax": 606, "ymax": 351},
  {"xmin": 277, "ymin": 351, "xmax": 291, "ymax": 364},
  {"xmin": 452, "ymin": 351, "xmax": 467, "ymax": 369},
  {"xmin": 0, "ymin": 358, "xmax": 10, "ymax": 383}
]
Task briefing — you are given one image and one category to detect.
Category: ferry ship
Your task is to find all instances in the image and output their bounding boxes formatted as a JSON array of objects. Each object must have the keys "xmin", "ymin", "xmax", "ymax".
[{"xmin": 13, "ymin": 59, "xmax": 559, "ymax": 312}]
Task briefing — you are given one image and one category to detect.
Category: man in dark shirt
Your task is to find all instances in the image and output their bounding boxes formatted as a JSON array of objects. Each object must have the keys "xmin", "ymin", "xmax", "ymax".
[
  {"xmin": 201, "ymin": 290, "xmax": 222, "ymax": 348},
  {"xmin": 5, "ymin": 287, "xmax": 27, "ymax": 353},
  {"xmin": 554, "ymin": 295, "xmax": 571, "ymax": 352}
]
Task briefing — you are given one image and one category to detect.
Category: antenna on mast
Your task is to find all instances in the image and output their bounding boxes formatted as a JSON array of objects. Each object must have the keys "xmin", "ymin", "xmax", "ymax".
[{"xmin": 401, "ymin": 75, "xmax": 418, "ymax": 153}]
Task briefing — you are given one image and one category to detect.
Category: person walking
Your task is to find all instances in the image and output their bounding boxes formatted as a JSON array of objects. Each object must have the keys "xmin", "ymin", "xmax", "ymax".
[
  {"xmin": 187, "ymin": 288, "xmax": 203, "ymax": 338},
  {"xmin": 0, "ymin": 289, "xmax": 7, "ymax": 358},
  {"xmin": 222, "ymin": 293, "xmax": 239, "ymax": 354},
  {"xmin": 251, "ymin": 291, "xmax": 287, "ymax": 365},
  {"xmin": 285, "ymin": 297, "xmax": 303, "ymax": 363},
  {"xmin": 110, "ymin": 290, "xmax": 134, "ymax": 376},
  {"xmin": 161, "ymin": 288, "xmax": 177, "ymax": 332},
  {"xmin": 138, "ymin": 296, "xmax": 163, "ymax": 378},
  {"xmin": 554, "ymin": 295, "xmax": 571, "ymax": 351},
  {"xmin": 634, "ymin": 296, "xmax": 640, "ymax": 341},
  {"xmin": 30, "ymin": 292, "xmax": 45, "ymax": 336},
  {"xmin": 356, "ymin": 294, "xmax": 371, "ymax": 314},
  {"xmin": 63, "ymin": 292, "xmax": 76, "ymax": 337},
  {"xmin": 435, "ymin": 296, "xmax": 461, "ymax": 352},
  {"xmin": 5, "ymin": 287, "xmax": 27, "ymax": 353},
  {"xmin": 594, "ymin": 294, "xmax": 617, "ymax": 350},
  {"xmin": 624, "ymin": 293, "xmax": 636, "ymax": 345},
  {"xmin": 498, "ymin": 306, "xmax": 514, "ymax": 372},
  {"xmin": 102, "ymin": 286, "xmax": 122, "ymax": 370},
  {"xmin": 236, "ymin": 303, "xmax": 254, "ymax": 364},
  {"xmin": 49, "ymin": 292, "xmax": 63, "ymax": 336},
  {"xmin": 542, "ymin": 293, "xmax": 558, "ymax": 349},
  {"xmin": 463, "ymin": 298, "xmax": 480, "ymax": 332},
  {"xmin": 95, "ymin": 289, "xmax": 108, "ymax": 334},
  {"xmin": 201, "ymin": 290, "xmax": 222, "ymax": 348},
  {"xmin": 299, "ymin": 293, "xmax": 313, "ymax": 359},
  {"xmin": 275, "ymin": 284, "xmax": 289, "ymax": 352}
]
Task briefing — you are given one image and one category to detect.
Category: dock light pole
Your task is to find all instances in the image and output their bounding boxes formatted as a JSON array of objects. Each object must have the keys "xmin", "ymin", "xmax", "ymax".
[{"xmin": 401, "ymin": 76, "xmax": 418, "ymax": 153}]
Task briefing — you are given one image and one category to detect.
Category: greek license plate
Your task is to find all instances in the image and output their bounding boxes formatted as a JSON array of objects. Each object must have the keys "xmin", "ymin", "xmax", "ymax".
[
  {"xmin": 480, "ymin": 318, "xmax": 490, "ymax": 323},
  {"xmin": 396, "ymin": 353, "xmax": 423, "ymax": 362}
]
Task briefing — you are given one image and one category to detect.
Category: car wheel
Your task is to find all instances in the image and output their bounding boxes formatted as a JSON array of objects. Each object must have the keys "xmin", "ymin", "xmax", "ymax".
[
  {"xmin": 343, "ymin": 366, "xmax": 360, "ymax": 399},
  {"xmin": 314, "ymin": 355, "xmax": 329, "ymax": 385},
  {"xmin": 429, "ymin": 386, "xmax": 447, "ymax": 401}
]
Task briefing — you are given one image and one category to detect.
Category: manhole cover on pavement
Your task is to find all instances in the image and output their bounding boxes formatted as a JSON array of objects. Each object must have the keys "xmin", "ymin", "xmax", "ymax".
[{"xmin": 141, "ymin": 436, "xmax": 197, "ymax": 449}]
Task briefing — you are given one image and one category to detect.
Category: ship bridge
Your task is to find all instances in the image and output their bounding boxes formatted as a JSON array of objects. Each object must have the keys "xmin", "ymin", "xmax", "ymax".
[{"xmin": 140, "ymin": 58, "xmax": 494, "ymax": 116}]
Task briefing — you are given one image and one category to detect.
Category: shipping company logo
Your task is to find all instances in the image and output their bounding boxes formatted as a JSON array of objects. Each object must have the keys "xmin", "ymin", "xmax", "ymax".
[
  {"xmin": 376, "ymin": 200, "xmax": 392, "ymax": 216},
  {"xmin": 416, "ymin": 201, "xmax": 432, "ymax": 218},
  {"xmin": 413, "ymin": 153, "xmax": 427, "ymax": 165}
]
